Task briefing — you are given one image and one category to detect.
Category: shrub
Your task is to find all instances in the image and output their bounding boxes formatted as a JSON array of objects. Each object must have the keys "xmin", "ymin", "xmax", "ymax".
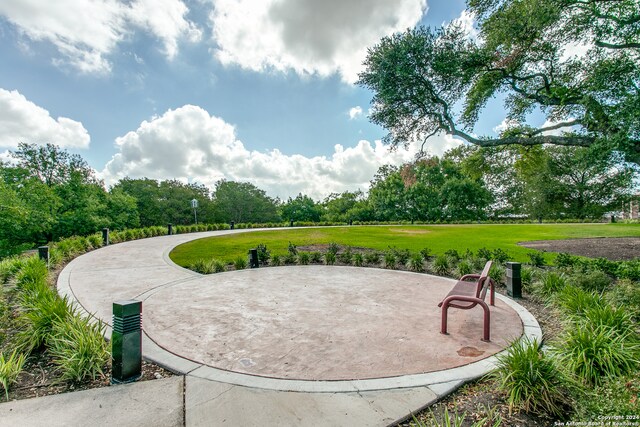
[
  {"xmin": 0, "ymin": 350, "xmax": 26, "ymax": 400},
  {"xmin": 49, "ymin": 314, "xmax": 109, "ymax": 382},
  {"xmin": 589, "ymin": 257, "xmax": 619, "ymax": 276},
  {"xmin": 420, "ymin": 247, "xmax": 433, "ymax": 261},
  {"xmin": 190, "ymin": 259, "xmax": 215, "ymax": 274},
  {"xmin": 554, "ymin": 285, "xmax": 604, "ymax": 317},
  {"xmin": 616, "ymin": 260, "xmax": 640, "ymax": 281},
  {"xmin": 520, "ymin": 266, "xmax": 535, "ymax": 289},
  {"xmin": 556, "ymin": 324, "xmax": 640, "ymax": 386},
  {"xmin": 17, "ymin": 292, "xmax": 73, "ymax": 353},
  {"xmin": 406, "ymin": 253, "xmax": 424, "ymax": 272},
  {"xmin": 213, "ymin": 259, "xmax": 227, "ymax": 273},
  {"xmin": 569, "ymin": 270, "xmax": 612, "ymax": 293},
  {"xmin": 287, "ymin": 241, "xmax": 298, "ymax": 256},
  {"xmin": 337, "ymin": 247, "xmax": 353, "ymax": 264},
  {"xmin": 233, "ymin": 257, "xmax": 247, "ymax": 270},
  {"xmin": 527, "ymin": 251, "xmax": 546, "ymax": 267},
  {"xmin": 353, "ymin": 253, "xmax": 363, "ymax": 267},
  {"xmin": 533, "ymin": 271, "xmax": 567, "ymax": 299},
  {"xmin": 363, "ymin": 251, "xmax": 380, "ymax": 265},
  {"xmin": 491, "ymin": 248, "xmax": 510, "ymax": 263},
  {"xmin": 87, "ymin": 234, "xmax": 103, "ymax": 249},
  {"xmin": 297, "ymin": 252, "xmax": 310, "ymax": 265},
  {"xmin": 256, "ymin": 244, "xmax": 270, "ymax": 265},
  {"xmin": 283, "ymin": 253, "xmax": 297, "ymax": 264},
  {"xmin": 555, "ymin": 252, "xmax": 578, "ymax": 268},
  {"xmin": 383, "ymin": 251, "xmax": 397, "ymax": 269},
  {"xmin": 309, "ymin": 251, "xmax": 323, "ymax": 263},
  {"xmin": 270, "ymin": 254, "xmax": 282, "ymax": 266},
  {"xmin": 444, "ymin": 249, "xmax": 460, "ymax": 262},
  {"xmin": 324, "ymin": 252, "xmax": 336, "ymax": 265},
  {"xmin": 432, "ymin": 255, "xmax": 449, "ymax": 276},
  {"xmin": 327, "ymin": 242, "xmax": 340, "ymax": 256},
  {"xmin": 477, "ymin": 247, "xmax": 492, "ymax": 261},
  {"xmin": 489, "ymin": 264, "xmax": 505, "ymax": 285},
  {"xmin": 455, "ymin": 259, "xmax": 473, "ymax": 277},
  {"xmin": 493, "ymin": 338, "xmax": 569, "ymax": 416}
]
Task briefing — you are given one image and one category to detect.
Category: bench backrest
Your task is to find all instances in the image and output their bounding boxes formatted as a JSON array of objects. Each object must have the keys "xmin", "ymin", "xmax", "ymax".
[{"xmin": 476, "ymin": 261, "xmax": 492, "ymax": 299}]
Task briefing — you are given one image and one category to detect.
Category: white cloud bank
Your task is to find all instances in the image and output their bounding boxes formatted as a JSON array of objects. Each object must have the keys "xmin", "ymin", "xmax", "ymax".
[
  {"xmin": 102, "ymin": 105, "xmax": 460, "ymax": 199},
  {"xmin": 0, "ymin": 88, "xmax": 90, "ymax": 149},
  {"xmin": 348, "ymin": 106, "xmax": 363, "ymax": 120},
  {"xmin": 210, "ymin": 0, "xmax": 427, "ymax": 83},
  {"xmin": 0, "ymin": 0, "xmax": 200, "ymax": 73}
]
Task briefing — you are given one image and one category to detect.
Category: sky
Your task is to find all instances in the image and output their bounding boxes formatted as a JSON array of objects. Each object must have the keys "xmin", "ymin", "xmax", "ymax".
[{"xmin": 0, "ymin": 0, "xmax": 510, "ymax": 200}]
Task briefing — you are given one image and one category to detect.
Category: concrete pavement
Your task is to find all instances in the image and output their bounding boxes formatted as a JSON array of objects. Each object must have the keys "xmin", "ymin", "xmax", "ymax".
[{"xmin": 1, "ymin": 228, "xmax": 542, "ymax": 426}]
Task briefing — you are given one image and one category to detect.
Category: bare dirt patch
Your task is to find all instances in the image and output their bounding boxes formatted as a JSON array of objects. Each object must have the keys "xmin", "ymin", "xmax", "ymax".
[
  {"xmin": 389, "ymin": 228, "xmax": 431, "ymax": 235},
  {"xmin": 519, "ymin": 237, "xmax": 640, "ymax": 261}
]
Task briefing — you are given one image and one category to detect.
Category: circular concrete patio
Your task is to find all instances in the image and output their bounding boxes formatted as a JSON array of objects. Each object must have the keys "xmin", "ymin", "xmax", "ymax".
[{"xmin": 57, "ymin": 229, "xmax": 541, "ymax": 393}]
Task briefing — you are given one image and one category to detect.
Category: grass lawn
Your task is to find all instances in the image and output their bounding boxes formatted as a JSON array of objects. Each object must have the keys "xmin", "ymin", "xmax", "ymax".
[{"xmin": 169, "ymin": 223, "xmax": 640, "ymax": 267}]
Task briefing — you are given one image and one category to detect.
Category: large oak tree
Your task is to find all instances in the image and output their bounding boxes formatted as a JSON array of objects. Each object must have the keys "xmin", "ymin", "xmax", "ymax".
[{"xmin": 358, "ymin": 0, "xmax": 640, "ymax": 164}]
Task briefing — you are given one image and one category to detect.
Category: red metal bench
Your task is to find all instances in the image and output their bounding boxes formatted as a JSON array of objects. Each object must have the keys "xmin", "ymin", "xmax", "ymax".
[{"xmin": 438, "ymin": 261, "xmax": 495, "ymax": 342}]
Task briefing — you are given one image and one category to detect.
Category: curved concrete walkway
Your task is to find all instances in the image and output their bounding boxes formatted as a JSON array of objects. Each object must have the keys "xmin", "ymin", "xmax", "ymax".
[{"xmin": 16, "ymin": 229, "xmax": 542, "ymax": 426}]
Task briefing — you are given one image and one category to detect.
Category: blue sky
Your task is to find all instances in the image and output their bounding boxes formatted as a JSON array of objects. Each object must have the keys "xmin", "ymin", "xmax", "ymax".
[{"xmin": 0, "ymin": 0, "xmax": 507, "ymax": 199}]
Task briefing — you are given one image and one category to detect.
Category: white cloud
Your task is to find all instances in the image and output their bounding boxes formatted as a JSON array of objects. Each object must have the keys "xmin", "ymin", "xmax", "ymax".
[
  {"xmin": 449, "ymin": 9, "xmax": 478, "ymax": 40},
  {"xmin": 0, "ymin": 0, "xmax": 199, "ymax": 74},
  {"xmin": 348, "ymin": 106, "xmax": 363, "ymax": 120},
  {"xmin": 102, "ymin": 104, "xmax": 460, "ymax": 199},
  {"xmin": 0, "ymin": 88, "xmax": 90, "ymax": 149},
  {"xmin": 210, "ymin": 0, "xmax": 427, "ymax": 83},
  {"xmin": 492, "ymin": 118, "xmax": 520, "ymax": 135}
]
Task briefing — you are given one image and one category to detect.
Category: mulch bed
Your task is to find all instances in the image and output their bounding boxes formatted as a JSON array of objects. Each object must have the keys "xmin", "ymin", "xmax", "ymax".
[{"xmin": 519, "ymin": 237, "xmax": 640, "ymax": 261}]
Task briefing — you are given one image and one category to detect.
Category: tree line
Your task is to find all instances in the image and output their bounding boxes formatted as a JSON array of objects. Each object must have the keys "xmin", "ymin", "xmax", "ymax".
[{"xmin": 1, "ymin": 142, "xmax": 636, "ymax": 257}]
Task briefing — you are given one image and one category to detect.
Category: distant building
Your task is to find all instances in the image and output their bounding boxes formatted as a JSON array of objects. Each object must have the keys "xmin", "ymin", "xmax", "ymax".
[{"xmin": 621, "ymin": 194, "xmax": 640, "ymax": 219}]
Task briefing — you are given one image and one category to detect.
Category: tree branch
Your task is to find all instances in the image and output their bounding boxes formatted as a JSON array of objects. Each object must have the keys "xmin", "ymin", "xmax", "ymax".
[{"xmin": 595, "ymin": 40, "xmax": 640, "ymax": 49}]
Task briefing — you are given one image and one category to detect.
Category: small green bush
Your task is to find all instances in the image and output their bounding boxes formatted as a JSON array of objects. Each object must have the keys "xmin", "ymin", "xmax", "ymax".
[
  {"xmin": 383, "ymin": 251, "xmax": 397, "ymax": 269},
  {"xmin": 493, "ymin": 338, "xmax": 569, "ymax": 416},
  {"xmin": 363, "ymin": 251, "xmax": 380, "ymax": 265},
  {"xmin": 270, "ymin": 254, "xmax": 282, "ymax": 266},
  {"xmin": 353, "ymin": 253, "xmax": 363, "ymax": 267},
  {"xmin": 0, "ymin": 350, "xmax": 26, "ymax": 400},
  {"xmin": 556, "ymin": 323, "xmax": 640, "ymax": 386},
  {"xmin": 489, "ymin": 264, "xmax": 505, "ymax": 284},
  {"xmin": 213, "ymin": 259, "xmax": 227, "ymax": 273},
  {"xmin": 527, "ymin": 251, "xmax": 546, "ymax": 267},
  {"xmin": 406, "ymin": 253, "xmax": 424, "ymax": 272},
  {"xmin": 420, "ymin": 247, "xmax": 433, "ymax": 261},
  {"xmin": 287, "ymin": 241, "xmax": 298, "ymax": 256},
  {"xmin": 327, "ymin": 242, "xmax": 340, "ymax": 256},
  {"xmin": 455, "ymin": 259, "xmax": 473, "ymax": 277},
  {"xmin": 477, "ymin": 247, "xmax": 492, "ymax": 261},
  {"xmin": 297, "ymin": 252, "xmax": 310, "ymax": 265},
  {"xmin": 256, "ymin": 244, "xmax": 270, "ymax": 265},
  {"xmin": 569, "ymin": 270, "xmax": 612, "ymax": 293},
  {"xmin": 554, "ymin": 285, "xmax": 604, "ymax": 317},
  {"xmin": 324, "ymin": 252, "xmax": 336, "ymax": 265},
  {"xmin": 432, "ymin": 255, "xmax": 449, "ymax": 276},
  {"xmin": 444, "ymin": 249, "xmax": 460, "ymax": 262},
  {"xmin": 233, "ymin": 257, "xmax": 247, "ymax": 270},
  {"xmin": 190, "ymin": 259, "xmax": 215, "ymax": 274},
  {"xmin": 283, "ymin": 253, "xmax": 297, "ymax": 264},
  {"xmin": 491, "ymin": 248, "xmax": 509, "ymax": 263},
  {"xmin": 49, "ymin": 314, "xmax": 109, "ymax": 382},
  {"xmin": 555, "ymin": 252, "xmax": 578, "ymax": 268},
  {"xmin": 616, "ymin": 260, "xmax": 640, "ymax": 281},
  {"xmin": 337, "ymin": 247, "xmax": 353, "ymax": 264},
  {"xmin": 533, "ymin": 271, "xmax": 567, "ymax": 299},
  {"xmin": 520, "ymin": 266, "xmax": 535, "ymax": 289},
  {"xmin": 309, "ymin": 251, "xmax": 323, "ymax": 263}
]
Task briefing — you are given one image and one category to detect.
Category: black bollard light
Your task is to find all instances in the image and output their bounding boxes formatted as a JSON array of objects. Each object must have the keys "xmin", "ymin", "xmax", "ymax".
[
  {"xmin": 168, "ymin": 223, "xmax": 173, "ymax": 235},
  {"xmin": 38, "ymin": 246, "xmax": 49, "ymax": 267},
  {"xmin": 230, "ymin": 221, "xmax": 235, "ymax": 230},
  {"xmin": 506, "ymin": 262, "xmax": 522, "ymax": 299},
  {"xmin": 348, "ymin": 219, "xmax": 353, "ymax": 226},
  {"xmin": 249, "ymin": 249, "xmax": 259, "ymax": 268},
  {"xmin": 102, "ymin": 228, "xmax": 110, "ymax": 246},
  {"xmin": 289, "ymin": 220, "xmax": 294, "ymax": 227},
  {"xmin": 111, "ymin": 300, "xmax": 142, "ymax": 384}
]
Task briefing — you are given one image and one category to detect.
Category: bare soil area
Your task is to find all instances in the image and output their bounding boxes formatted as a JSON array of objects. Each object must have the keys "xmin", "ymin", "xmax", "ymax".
[{"xmin": 519, "ymin": 236, "xmax": 640, "ymax": 261}]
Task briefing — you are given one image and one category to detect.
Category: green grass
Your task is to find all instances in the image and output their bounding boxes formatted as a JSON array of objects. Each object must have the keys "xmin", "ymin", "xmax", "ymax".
[{"xmin": 169, "ymin": 224, "xmax": 640, "ymax": 267}]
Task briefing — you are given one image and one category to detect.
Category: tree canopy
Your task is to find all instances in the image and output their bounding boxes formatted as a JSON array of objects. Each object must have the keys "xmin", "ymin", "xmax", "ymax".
[{"xmin": 358, "ymin": 0, "xmax": 640, "ymax": 164}]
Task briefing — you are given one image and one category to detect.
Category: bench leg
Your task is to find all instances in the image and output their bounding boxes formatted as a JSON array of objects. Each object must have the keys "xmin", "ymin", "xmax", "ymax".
[
  {"xmin": 441, "ymin": 304, "xmax": 449, "ymax": 335},
  {"xmin": 480, "ymin": 300, "xmax": 491, "ymax": 342}
]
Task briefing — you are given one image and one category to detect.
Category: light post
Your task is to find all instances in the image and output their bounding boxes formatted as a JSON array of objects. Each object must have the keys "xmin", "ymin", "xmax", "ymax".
[{"xmin": 191, "ymin": 199, "xmax": 198, "ymax": 225}]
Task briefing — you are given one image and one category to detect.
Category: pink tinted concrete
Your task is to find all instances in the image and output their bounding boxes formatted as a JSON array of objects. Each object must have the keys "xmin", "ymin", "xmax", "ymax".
[{"xmin": 143, "ymin": 266, "xmax": 523, "ymax": 381}]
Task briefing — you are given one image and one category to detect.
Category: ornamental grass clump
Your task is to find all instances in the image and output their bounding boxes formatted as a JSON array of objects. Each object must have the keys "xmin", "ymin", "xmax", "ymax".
[
  {"xmin": 189, "ymin": 259, "xmax": 216, "ymax": 274},
  {"xmin": 324, "ymin": 251, "xmax": 336, "ymax": 265},
  {"xmin": 383, "ymin": 251, "xmax": 397, "ymax": 269},
  {"xmin": 363, "ymin": 251, "xmax": 381, "ymax": 265},
  {"xmin": 0, "ymin": 257, "xmax": 26, "ymax": 284},
  {"xmin": 17, "ymin": 289, "xmax": 74, "ymax": 353},
  {"xmin": 568, "ymin": 270, "xmax": 612, "ymax": 293},
  {"xmin": 213, "ymin": 259, "xmax": 227, "ymax": 273},
  {"xmin": 455, "ymin": 258, "xmax": 473, "ymax": 277},
  {"xmin": 532, "ymin": 271, "xmax": 567, "ymax": 299},
  {"xmin": 309, "ymin": 251, "xmax": 323, "ymax": 263},
  {"xmin": 554, "ymin": 285, "xmax": 604, "ymax": 317},
  {"xmin": 606, "ymin": 279, "xmax": 640, "ymax": 321},
  {"xmin": 353, "ymin": 253, "xmax": 363, "ymax": 267},
  {"xmin": 555, "ymin": 323, "xmax": 640, "ymax": 386},
  {"xmin": 432, "ymin": 254, "xmax": 449, "ymax": 276},
  {"xmin": 49, "ymin": 314, "xmax": 109, "ymax": 382},
  {"xmin": 406, "ymin": 253, "xmax": 425, "ymax": 272},
  {"xmin": 233, "ymin": 256, "xmax": 247, "ymax": 270},
  {"xmin": 15, "ymin": 257, "xmax": 48, "ymax": 292},
  {"xmin": 493, "ymin": 338, "xmax": 570, "ymax": 416},
  {"xmin": 0, "ymin": 350, "xmax": 26, "ymax": 400},
  {"xmin": 488, "ymin": 263, "xmax": 505, "ymax": 285},
  {"xmin": 297, "ymin": 252, "xmax": 310, "ymax": 265}
]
